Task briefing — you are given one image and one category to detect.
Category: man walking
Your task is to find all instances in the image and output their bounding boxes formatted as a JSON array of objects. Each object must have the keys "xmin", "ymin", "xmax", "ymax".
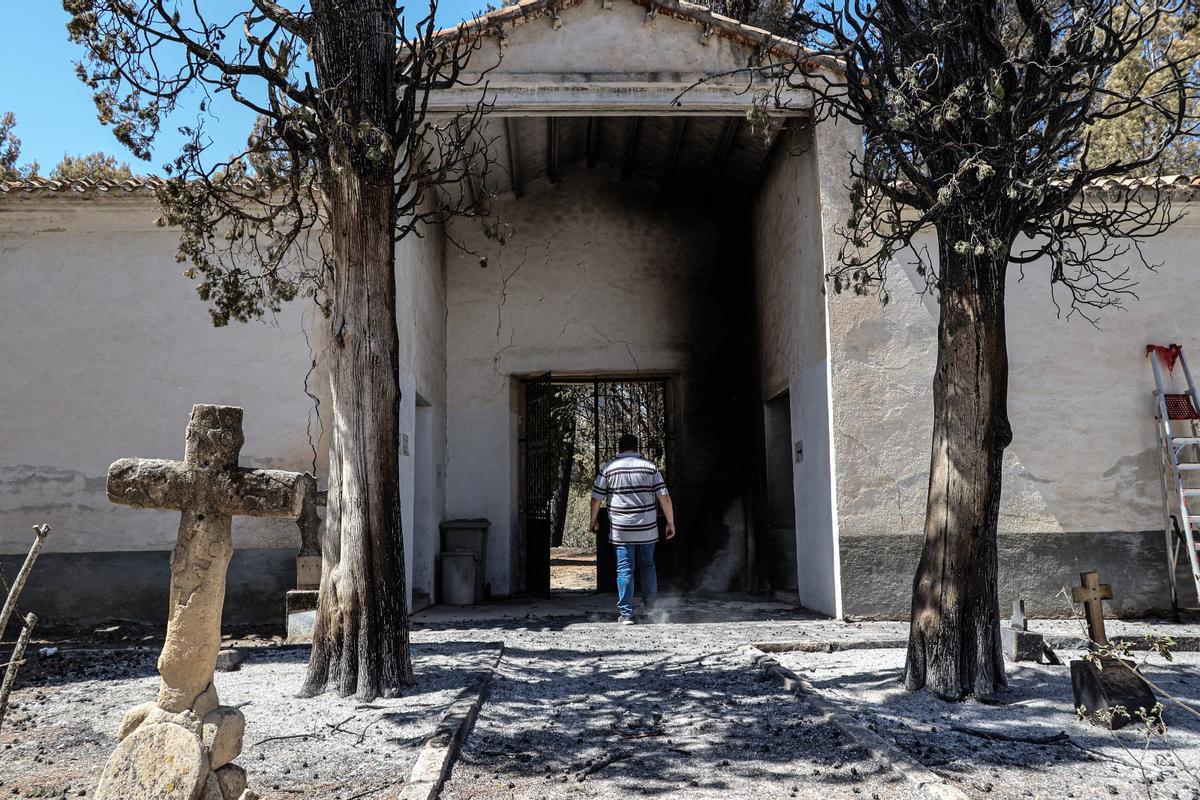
[{"xmin": 590, "ymin": 434, "xmax": 676, "ymax": 624}]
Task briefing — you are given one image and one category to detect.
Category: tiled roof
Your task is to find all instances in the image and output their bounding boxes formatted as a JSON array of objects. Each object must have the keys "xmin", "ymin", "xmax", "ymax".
[
  {"xmin": 1083, "ymin": 175, "xmax": 1200, "ymax": 196},
  {"xmin": 0, "ymin": 176, "xmax": 169, "ymax": 196},
  {"xmin": 4, "ymin": 174, "xmax": 1199, "ymax": 200}
]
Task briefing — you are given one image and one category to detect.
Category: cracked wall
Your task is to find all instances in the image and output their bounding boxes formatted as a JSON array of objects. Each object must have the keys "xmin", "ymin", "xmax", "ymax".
[
  {"xmin": 395, "ymin": 197, "xmax": 448, "ymax": 610},
  {"xmin": 444, "ymin": 169, "xmax": 760, "ymax": 595},
  {"xmin": 0, "ymin": 198, "xmax": 326, "ymax": 624},
  {"xmin": 830, "ymin": 210, "xmax": 1200, "ymax": 616}
]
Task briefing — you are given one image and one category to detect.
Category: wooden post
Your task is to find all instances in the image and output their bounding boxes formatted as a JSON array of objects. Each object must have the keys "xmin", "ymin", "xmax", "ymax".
[
  {"xmin": 0, "ymin": 525, "xmax": 51, "ymax": 639},
  {"xmin": 0, "ymin": 612, "xmax": 37, "ymax": 734}
]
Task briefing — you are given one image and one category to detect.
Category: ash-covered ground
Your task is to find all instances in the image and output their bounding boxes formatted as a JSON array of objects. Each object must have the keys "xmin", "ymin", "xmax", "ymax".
[
  {"xmin": 427, "ymin": 597, "xmax": 919, "ymax": 800},
  {"xmin": 4, "ymin": 595, "xmax": 1200, "ymax": 800},
  {"xmin": 776, "ymin": 647, "xmax": 1200, "ymax": 800},
  {"xmin": 0, "ymin": 641, "xmax": 496, "ymax": 800}
]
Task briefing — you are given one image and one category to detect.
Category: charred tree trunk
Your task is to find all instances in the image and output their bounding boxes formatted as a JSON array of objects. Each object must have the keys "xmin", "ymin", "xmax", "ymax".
[
  {"xmin": 302, "ymin": 0, "xmax": 412, "ymax": 701},
  {"xmin": 904, "ymin": 223, "xmax": 1012, "ymax": 701}
]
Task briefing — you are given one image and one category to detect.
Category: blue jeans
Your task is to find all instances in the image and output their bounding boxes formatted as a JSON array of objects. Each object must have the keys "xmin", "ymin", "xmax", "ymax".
[{"xmin": 614, "ymin": 543, "xmax": 657, "ymax": 618}]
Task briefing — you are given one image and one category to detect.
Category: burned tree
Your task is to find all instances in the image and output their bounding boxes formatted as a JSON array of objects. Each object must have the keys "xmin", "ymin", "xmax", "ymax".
[
  {"xmin": 753, "ymin": 0, "xmax": 1197, "ymax": 698},
  {"xmin": 65, "ymin": 0, "xmax": 494, "ymax": 700}
]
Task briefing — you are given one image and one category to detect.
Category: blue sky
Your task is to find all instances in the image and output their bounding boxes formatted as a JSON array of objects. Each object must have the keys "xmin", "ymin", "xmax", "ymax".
[{"xmin": 1, "ymin": 2, "xmax": 483, "ymax": 174}]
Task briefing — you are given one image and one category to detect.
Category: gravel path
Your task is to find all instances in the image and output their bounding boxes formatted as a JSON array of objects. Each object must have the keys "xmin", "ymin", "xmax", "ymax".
[
  {"xmin": 775, "ymin": 647, "xmax": 1200, "ymax": 800},
  {"xmin": 0, "ymin": 642, "xmax": 496, "ymax": 800},
  {"xmin": 8, "ymin": 594, "xmax": 1200, "ymax": 800},
  {"xmin": 423, "ymin": 598, "xmax": 920, "ymax": 800}
]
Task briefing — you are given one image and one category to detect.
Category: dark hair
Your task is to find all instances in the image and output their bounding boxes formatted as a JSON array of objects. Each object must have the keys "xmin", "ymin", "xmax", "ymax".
[{"xmin": 618, "ymin": 433, "xmax": 639, "ymax": 452}]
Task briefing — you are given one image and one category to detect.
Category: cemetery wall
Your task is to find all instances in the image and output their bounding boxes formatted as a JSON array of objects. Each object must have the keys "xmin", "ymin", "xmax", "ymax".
[
  {"xmin": 0, "ymin": 193, "xmax": 323, "ymax": 626},
  {"xmin": 831, "ymin": 199, "xmax": 1200, "ymax": 617}
]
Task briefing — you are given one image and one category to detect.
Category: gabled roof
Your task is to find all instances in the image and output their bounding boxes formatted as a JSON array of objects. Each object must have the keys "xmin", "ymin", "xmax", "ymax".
[{"xmin": 443, "ymin": 0, "xmax": 808, "ymax": 63}]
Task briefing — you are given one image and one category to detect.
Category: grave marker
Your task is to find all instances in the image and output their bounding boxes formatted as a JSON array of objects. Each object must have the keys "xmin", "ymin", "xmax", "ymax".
[
  {"xmin": 1068, "ymin": 571, "xmax": 1158, "ymax": 731},
  {"xmin": 1001, "ymin": 599, "xmax": 1044, "ymax": 663},
  {"xmin": 95, "ymin": 404, "xmax": 313, "ymax": 800}
]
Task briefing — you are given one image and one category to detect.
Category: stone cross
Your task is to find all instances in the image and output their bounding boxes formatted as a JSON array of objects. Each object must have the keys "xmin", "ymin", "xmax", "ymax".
[
  {"xmin": 1072, "ymin": 571, "xmax": 1114, "ymax": 646},
  {"xmin": 97, "ymin": 404, "xmax": 313, "ymax": 800},
  {"xmin": 1010, "ymin": 599, "xmax": 1028, "ymax": 632}
]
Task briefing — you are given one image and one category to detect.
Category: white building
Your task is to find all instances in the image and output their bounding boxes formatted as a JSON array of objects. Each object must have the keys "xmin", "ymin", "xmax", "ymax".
[{"xmin": 2, "ymin": 0, "xmax": 1198, "ymax": 628}]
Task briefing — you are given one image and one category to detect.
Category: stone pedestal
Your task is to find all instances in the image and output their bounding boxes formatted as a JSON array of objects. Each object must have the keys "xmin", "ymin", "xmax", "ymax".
[
  {"xmin": 1071, "ymin": 657, "xmax": 1160, "ymax": 730},
  {"xmin": 286, "ymin": 589, "xmax": 319, "ymax": 643},
  {"xmin": 1001, "ymin": 625, "xmax": 1045, "ymax": 663},
  {"xmin": 296, "ymin": 555, "xmax": 321, "ymax": 591}
]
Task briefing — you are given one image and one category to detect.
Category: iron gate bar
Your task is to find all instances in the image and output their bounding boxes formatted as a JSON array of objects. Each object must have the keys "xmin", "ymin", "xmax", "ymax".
[{"xmin": 523, "ymin": 375, "xmax": 670, "ymax": 596}]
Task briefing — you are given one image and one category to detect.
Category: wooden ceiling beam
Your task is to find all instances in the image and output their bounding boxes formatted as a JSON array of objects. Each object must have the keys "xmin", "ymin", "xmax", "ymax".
[
  {"xmin": 622, "ymin": 117, "xmax": 644, "ymax": 181},
  {"xmin": 585, "ymin": 117, "xmax": 600, "ymax": 169},
  {"xmin": 659, "ymin": 117, "xmax": 688, "ymax": 193},
  {"xmin": 711, "ymin": 117, "xmax": 740, "ymax": 180},
  {"xmin": 505, "ymin": 118, "xmax": 524, "ymax": 198},
  {"xmin": 546, "ymin": 117, "xmax": 560, "ymax": 184}
]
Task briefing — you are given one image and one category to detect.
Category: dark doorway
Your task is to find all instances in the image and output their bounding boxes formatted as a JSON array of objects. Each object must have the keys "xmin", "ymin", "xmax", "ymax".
[
  {"xmin": 521, "ymin": 376, "xmax": 671, "ymax": 597},
  {"xmin": 763, "ymin": 392, "xmax": 798, "ymax": 592}
]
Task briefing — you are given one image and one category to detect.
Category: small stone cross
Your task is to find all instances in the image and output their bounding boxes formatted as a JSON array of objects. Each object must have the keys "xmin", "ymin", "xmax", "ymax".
[
  {"xmin": 107, "ymin": 404, "xmax": 314, "ymax": 713},
  {"xmin": 1071, "ymin": 571, "xmax": 1114, "ymax": 646},
  {"xmin": 1010, "ymin": 599, "xmax": 1028, "ymax": 632}
]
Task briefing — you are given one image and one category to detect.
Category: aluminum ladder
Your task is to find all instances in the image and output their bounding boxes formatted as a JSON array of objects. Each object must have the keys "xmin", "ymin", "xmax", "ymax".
[{"xmin": 1148, "ymin": 343, "xmax": 1200, "ymax": 619}]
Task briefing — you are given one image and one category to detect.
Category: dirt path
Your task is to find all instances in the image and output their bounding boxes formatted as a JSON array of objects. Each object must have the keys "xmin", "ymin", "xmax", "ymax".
[
  {"xmin": 424, "ymin": 598, "xmax": 919, "ymax": 800},
  {"xmin": 551, "ymin": 546, "xmax": 597, "ymax": 592}
]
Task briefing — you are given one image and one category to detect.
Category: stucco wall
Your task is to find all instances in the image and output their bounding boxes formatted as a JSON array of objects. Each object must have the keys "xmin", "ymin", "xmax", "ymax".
[
  {"xmin": 438, "ymin": 1, "xmax": 815, "ymax": 115},
  {"xmin": 831, "ymin": 204, "xmax": 1200, "ymax": 617},
  {"xmin": 444, "ymin": 168, "xmax": 759, "ymax": 596},
  {"xmin": 394, "ymin": 204, "xmax": 448, "ymax": 607},
  {"xmin": 0, "ymin": 194, "xmax": 325, "ymax": 625},
  {"xmin": 750, "ymin": 121, "xmax": 853, "ymax": 616}
]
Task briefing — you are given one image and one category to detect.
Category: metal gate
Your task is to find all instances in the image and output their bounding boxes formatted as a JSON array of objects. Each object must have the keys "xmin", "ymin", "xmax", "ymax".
[
  {"xmin": 593, "ymin": 380, "xmax": 668, "ymax": 473},
  {"xmin": 523, "ymin": 376, "xmax": 670, "ymax": 595},
  {"xmin": 523, "ymin": 373, "xmax": 556, "ymax": 597}
]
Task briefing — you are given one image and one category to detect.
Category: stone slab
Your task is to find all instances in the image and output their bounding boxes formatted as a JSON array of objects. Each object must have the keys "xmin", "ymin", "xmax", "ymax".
[
  {"xmin": 95, "ymin": 722, "xmax": 208, "ymax": 800},
  {"xmin": 286, "ymin": 589, "xmax": 319, "ymax": 613},
  {"xmin": 398, "ymin": 644, "xmax": 504, "ymax": 800},
  {"xmin": 286, "ymin": 610, "xmax": 316, "ymax": 644},
  {"xmin": 1001, "ymin": 626, "xmax": 1045, "ymax": 663},
  {"xmin": 215, "ymin": 649, "xmax": 245, "ymax": 673},
  {"xmin": 295, "ymin": 556, "xmax": 321, "ymax": 591},
  {"xmin": 1071, "ymin": 657, "xmax": 1160, "ymax": 730}
]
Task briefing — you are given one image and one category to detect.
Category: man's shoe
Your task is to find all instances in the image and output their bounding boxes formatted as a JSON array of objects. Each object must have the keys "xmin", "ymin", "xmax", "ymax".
[{"xmin": 618, "ymin": 615, "xmax": 636, "ymax": 625}]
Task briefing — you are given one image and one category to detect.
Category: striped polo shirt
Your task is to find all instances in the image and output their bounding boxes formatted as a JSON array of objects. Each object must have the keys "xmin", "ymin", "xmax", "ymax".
[{"xmin": 592, "ymin": 452, "xmax": 668, "ymax": 544}]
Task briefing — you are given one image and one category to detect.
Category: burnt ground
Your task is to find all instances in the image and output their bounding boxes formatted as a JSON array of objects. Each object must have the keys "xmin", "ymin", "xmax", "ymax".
[
  {"xmin": 4, "ymin": 596, "xmax": 1200, "ymax": 799},
  {"xmin": 0, "ymin": 642, "xmax": 495, "ymax": 800},
  {"xmin": 775, "ymin": 647, "xmax": 1200, "ymax": 800}
]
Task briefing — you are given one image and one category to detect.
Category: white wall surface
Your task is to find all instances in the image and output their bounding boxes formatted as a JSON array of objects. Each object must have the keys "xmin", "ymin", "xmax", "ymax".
[
  {"xmin": 830, "ymin": 201, "xmax": 1200, "ymax": 540},
  {"xmin": 752, "ymin": 122, "xmax": 848, "ymax": 616},
  {"xmin": 0, "ymin": 195, "xmax": 324, "ymax": 556},
  {"xmin": 444, "ymin": 169, "xmax": 724, "ymax": 595},
  {"xmin": 394, "ymin": 205, "xmax": 448, "ymax": 607}
]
